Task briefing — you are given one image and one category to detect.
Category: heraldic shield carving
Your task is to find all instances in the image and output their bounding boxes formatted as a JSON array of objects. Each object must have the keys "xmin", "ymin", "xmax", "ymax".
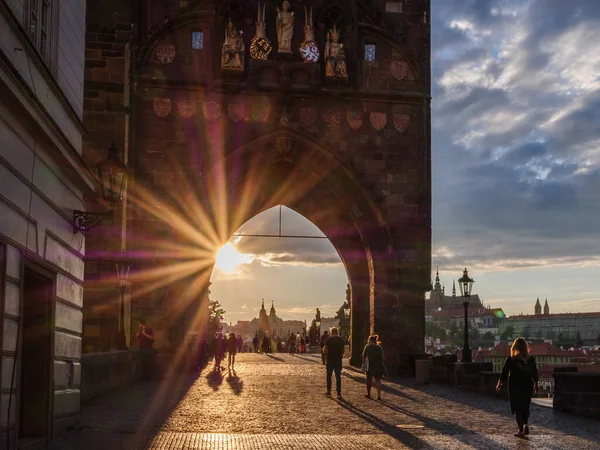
[
  {"xmin": 323, "ymin": 109, "xmax": 341, "ymax": 129},
  {"xmin": 155, "ymin": 43, "xmax": 176, "ymax": 64},
  {"xmin": 369, "ymin": 112, "xmax": 387, "ymax": 131},
  {"xmin": 393, "ymin": 113, "xmax": 410, "ymax": 132},
  {"xmin": 251, "ymin": 97, "xmax": 271, "ymax": 123},
  {"xmin": 203, "ymin": 101, "xmax": 222, "ymax": 121},
  {"xmin": 177, "ymin": 100, "xmax": 196, "ymax": 119},
  {"xmin": 346, "ymin": 111, "xmax": 363, "ymax": 130},
  {"xmin": 228, "ymin": 103, "xmax": 246, "ymax": 123},
  {"xmin": 153, "ymin": 98, "xmax": 172, "ymax": 117},
  {"xmin": 390, "ymin": 60, "xmax": 409, "ymax": 81}
]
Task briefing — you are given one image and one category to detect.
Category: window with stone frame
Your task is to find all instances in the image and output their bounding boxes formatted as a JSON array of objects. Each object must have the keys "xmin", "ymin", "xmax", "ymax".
[
  {"xmin": 365, "ymin": 43, "xmax": 376, "ymax": 62},
  {"xmin": 192, "ymin": 31, "xmax": 204, "ymax": 49},
  {"xmin": 26, "ymin": 0, "xmax": 55, "ymax": 69}
]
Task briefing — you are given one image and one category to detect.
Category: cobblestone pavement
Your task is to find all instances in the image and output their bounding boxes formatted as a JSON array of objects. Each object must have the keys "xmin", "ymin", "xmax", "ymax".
[{"xmin": 48, "ymin": 354, "xmax": 600, "ymax": 450}]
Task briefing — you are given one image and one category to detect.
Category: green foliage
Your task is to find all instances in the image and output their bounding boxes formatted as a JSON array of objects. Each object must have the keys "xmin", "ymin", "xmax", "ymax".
[
  {"xmin": 425, "ymin": 321, "xmax": 447, "ymax": 340},
  {"xmin": 500, "ymin": 326, "xmax": 515, "ymax": 341},
  {"xmin": 209, "ymin": 298, "xmax": 226, "ymax": 335},
  {"xmin": 468, "ymin": 327, "xmax": 480, "ymax": 340},
  {"xmin": 482, "ymin": 331, "xmax": 495, "ymax": 341}
]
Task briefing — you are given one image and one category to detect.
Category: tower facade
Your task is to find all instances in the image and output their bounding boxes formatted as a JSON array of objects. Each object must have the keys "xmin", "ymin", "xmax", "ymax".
[{"xmin": 535, "ymin": 297, "xmax": 542, "ymax": 315}]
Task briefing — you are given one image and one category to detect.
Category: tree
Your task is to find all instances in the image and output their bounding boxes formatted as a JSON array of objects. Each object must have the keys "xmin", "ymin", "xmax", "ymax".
[
  {"xmin": 482, "ymin": 331, "xmax": 494, "ymax": 341},
  {"xmin": 557, "ymin": 333, "xmax": 565, "ymax": 343},
  {"xmin": 425, "ymin": 322, "xmax": 447, "ymax": 340},
  {"xmin": 500, "ymin": 326, "xmax": 514, "ymax": 341},
  {"xmin": 469, "ymin": 327, "xmax": 481, "ymax": 340},
  {"xmin": 576, "ymin": 331, "xmax": 583, "ymax": 348},
  {"xmin": 209, "ymin": 298, "xmax": 225, "ymax": 335}
]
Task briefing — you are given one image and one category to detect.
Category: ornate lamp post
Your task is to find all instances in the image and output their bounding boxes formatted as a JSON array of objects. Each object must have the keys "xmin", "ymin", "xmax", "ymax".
[
  {"xmin": 73, "ymin": 143, "xmax": 128, "ymax": 233},
  {"xmin": 115, "ymin": 259, "xmax": 131, "ymax": 350},
  {"xmin": 458, "ymin": 267, "xmax": 475, "ymax": 363}
]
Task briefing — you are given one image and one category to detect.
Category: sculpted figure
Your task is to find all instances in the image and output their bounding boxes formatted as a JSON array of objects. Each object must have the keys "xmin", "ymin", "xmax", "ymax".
[
  {"xmin": 221, "ymin": 19, "xmax": 245, "ymax": 70},
  {"xmin": 325, "ymin": 25, "xmax": 347, "ymax": 79},
  {"xmin": 250, "ymin": 2, "xmax": 272, "ymax": 60},
  {"xmin": 276, "ymin": 1, "xmax": 294, "ymax": 54},
  {"xmin": 299, "ymin": 6, "xmax": 319, "ymax": 63}
]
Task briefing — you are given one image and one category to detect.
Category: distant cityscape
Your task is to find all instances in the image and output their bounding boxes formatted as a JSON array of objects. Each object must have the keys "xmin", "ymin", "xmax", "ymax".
[{"xmin": 425, "ymin": 268, "xmax": 600, "ymax": 375}]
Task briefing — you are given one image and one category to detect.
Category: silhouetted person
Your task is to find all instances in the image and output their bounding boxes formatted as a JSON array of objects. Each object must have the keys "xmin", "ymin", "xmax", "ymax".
[
  {"xmin": 262, "ymin": 334, "xmax": 271, "ymax": 354},
  {"xmin": 212, "ymin": 333, "xmax": 225, "ymax": 372},
  {"xmin": 227, "ymin": 333, "xmax": 238, "ymax": 370},
  {"xmin": 323, "ymin": 327, "xmax": 345, "ymax": 397},
  {"xmin": 362, "ymin": 334, "xmax": 386, "ymax": 400},
  {"xmin": 252, "ymin": 336, "xmax": 259, "ymax": 353},
  {"xmin": 288, "ymin": 332, "xmax": 297, "ymax": 355},
  {"xmin": 137, "ymin": 318, "xmax": 155, "ymax": 379},
  {"xmin": 496, "ymin": 337, "xmax": 539, "ymax": 437},
  {"xmin": 319, "ymin": 330, "xmax": 329, "ymax": 364}
]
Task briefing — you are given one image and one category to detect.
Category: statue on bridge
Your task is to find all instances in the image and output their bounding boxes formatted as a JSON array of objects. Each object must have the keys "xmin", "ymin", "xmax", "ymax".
[{"xmin": 221, "ymin": 19, "xmax": 245, "ymax": 71}]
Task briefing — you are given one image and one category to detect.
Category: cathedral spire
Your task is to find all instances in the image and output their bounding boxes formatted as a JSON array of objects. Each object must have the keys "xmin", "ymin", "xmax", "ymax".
[
  {"xmin": 535, "ymin": 297, "xmax": 541, "ymax": 315},
  {"xmin": 270, "ymin": 301, "xmax": 276, "ymax": 316},
  {"xmin": 433, "ymin": 266, "xmax": 442, "ymax": 290},
  {"xmin": 544, "ymin": 298, "xmax": 549, "ymax": 315},
  {"xmin": 452, "ymin": 280, "xmax": 456, "ymax": 297}
]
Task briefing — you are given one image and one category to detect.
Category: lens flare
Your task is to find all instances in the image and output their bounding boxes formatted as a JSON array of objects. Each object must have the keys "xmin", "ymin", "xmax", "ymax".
[{"xmin": 215, "ymin": 242, "xmax": 254, "ymax": 274}]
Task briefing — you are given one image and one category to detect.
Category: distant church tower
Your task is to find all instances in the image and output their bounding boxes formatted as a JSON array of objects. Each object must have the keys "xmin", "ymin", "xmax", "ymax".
[
  {"xmin": 544, "ymin": 298, "xmax": 549, "ymax": 315},
  {"xmin": 259, "ymin": 299, "xmax": 269, "ymax": 335},
  {"xmin": 452, "ymin": 280, "xmax": 456, "ymax": 298},
  {"xmin": 534, "ymin": 297, "xmax": 542, "ymax": 315},
  {"xmin": 430, "ymin": 267, "xmax": 444, "ymax": 307},
  {"xmin": 270, "ymin": 301, "xmax": 277, "ymax": 317}
]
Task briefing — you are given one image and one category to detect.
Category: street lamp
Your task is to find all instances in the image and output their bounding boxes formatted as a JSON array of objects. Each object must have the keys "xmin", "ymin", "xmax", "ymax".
[
  {"xmin": 73, "ymin": 143, "xmax": 128, "ymax": 233},
  {"xmin": 115, "ymin": 259, "xmax": 131, "ymax": 350},
  {"xmin": 315, "ymin": 308, "xmax": 322, "ymax": 341},
  {"xmin": 458, "ymin": 267, "xmax": 475, "ymax": 363}
]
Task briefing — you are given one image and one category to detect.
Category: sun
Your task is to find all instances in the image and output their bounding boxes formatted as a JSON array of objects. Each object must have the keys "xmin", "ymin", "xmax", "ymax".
[{"xmin": 214, "ymin": 242, "xmax": 253, "ymax": 274}]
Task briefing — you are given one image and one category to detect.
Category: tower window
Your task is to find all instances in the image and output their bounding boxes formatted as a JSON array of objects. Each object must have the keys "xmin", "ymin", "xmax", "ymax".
[
  {"xmin": 365, "ymin": 44, "xmax": 376, "ymax": 62},
  {"xmin": 192, "ymin": 31, "xmax": 204, "ymax": 49}
]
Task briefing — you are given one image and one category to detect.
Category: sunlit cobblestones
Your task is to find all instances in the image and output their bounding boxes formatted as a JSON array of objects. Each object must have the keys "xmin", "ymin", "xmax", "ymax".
[{"xmin": 48, "ymin": 354, "xmax": 600, "ymax": 449}]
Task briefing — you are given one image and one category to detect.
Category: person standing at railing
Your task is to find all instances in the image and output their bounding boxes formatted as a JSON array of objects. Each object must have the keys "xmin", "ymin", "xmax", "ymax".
[{"xmin": 496, "ymin": 337, "xmax": 539, "ymax": 438}]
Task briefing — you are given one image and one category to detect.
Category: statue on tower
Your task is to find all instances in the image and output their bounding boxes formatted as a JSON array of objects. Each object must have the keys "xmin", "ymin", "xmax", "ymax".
[
  {"xmin": 324, "ymin": 25, "xmax": 348, "ymax": 80},
  {"xmin": 250, "ymin": 2, "xmax": 272, "ymax": 60},
  {"xmin": 299, "ymin": 6, "xmax": 319, "ymax": 63},
  {"xmin": 276, "ymin": 0, "xmax": 295, "ymax": 54},
  {"xmin": 221, "ymin": 19, "xmax": 245, "ymax": 71}
]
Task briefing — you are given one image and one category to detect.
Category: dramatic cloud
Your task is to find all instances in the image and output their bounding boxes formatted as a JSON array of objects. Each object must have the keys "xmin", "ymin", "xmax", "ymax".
[{"xmin": 431, "ymin": 0, "xmax": 600, "ymax": 271}]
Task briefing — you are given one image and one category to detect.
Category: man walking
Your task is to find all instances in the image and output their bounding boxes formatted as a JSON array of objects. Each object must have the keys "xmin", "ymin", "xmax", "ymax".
[
  {"xmin": 137, "ymin": 318, "xmax": 155, "ymax": 379},
  {"xmin": 227, "ymin": 332, "xmax": 238, "ymax": 370},
  {"xmin": 323, "ymin": 327, "xmax": 345, "ymax": 398}
]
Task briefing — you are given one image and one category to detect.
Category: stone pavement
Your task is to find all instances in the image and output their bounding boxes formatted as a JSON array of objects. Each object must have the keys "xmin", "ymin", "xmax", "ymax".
[{"xmin": 48, "ymin": 354, "xmax": 600, "ymax": 450}]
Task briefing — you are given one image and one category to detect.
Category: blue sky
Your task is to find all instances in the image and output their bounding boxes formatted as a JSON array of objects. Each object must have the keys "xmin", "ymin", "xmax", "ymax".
[{"xmin": 209, "ymin": 0, "xmax": 600, "ymax": 323}]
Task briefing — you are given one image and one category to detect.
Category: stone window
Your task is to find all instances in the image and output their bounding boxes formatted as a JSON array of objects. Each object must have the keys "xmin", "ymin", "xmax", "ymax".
[
  {"xmin": 27, "ymin": 0, "xmax": 55, "ymax": 68},
  {"xmin": 192, "ymin": 31, "xmax": 204, "ymax": 49},
  {"xmin": 365, "ymin": 43, "xmax": 376, "ymax": 62}
]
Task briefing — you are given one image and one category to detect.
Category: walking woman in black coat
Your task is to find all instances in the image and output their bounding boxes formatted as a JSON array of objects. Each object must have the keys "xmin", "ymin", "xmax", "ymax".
[{"xmin": 496, "ymin": 337, "xmax": 539, "ymax": 437}]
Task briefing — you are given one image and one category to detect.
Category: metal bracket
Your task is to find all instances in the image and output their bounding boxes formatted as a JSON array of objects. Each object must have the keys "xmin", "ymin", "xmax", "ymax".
[{"xmin": 73, "ymin": 210, "xmax": 114, "ymax": 234}]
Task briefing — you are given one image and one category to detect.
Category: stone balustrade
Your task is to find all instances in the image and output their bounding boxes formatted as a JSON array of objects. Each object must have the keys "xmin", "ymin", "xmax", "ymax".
[{"xmin": 81, "ymin": 350, "xmax": 143, "ymax": 402}]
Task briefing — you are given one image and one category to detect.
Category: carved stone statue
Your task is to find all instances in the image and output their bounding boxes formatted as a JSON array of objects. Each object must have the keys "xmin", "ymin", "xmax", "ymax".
[
  {"xmin": 299, "ymin": 6, "xmax": 319, "ymax": 63},
  {"xmin": 250, "ymin": 2, "xmax": 272, "ymax": 60},
  {"xmin": 325, "ymin": 25, "xmax": 348, "ymax": 79},
  {"xmin": 221, "ymin": 19, "xmax": 245, "ymax": 71},
  {"xmin": 276, "ymin": 0, "xmax": 294, "ymax": 54}
]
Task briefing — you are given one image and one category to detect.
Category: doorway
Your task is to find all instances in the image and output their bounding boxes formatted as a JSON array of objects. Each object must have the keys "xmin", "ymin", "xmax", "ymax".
[{"xmin": 18, "ymin": 267, "xmax": 53, "ymax": 442}]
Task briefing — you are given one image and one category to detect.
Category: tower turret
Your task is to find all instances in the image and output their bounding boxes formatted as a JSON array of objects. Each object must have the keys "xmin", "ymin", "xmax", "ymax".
[
  {"xmin": 452, "ymin": 280, "xmax": 456, "ymax": 297},
  {"xmin": 535, "ymin": 297, "xmax": 541, "ymax": 315},
  {"xmin": 544, "ymin": 298, "xmax": 549, "ymax": 315},
  {"xmin": 270, "ymin": 301, "xmax": 276, "ymax": 317}
]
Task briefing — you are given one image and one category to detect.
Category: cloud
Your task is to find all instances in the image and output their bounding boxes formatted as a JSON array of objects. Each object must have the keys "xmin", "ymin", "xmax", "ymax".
[
  {"xmin": 431, "ymin": 0, "xmax": 600, "ymax": 271},
  {"xmin": 231, "ymin": 206, "xmax": 344, "ymax": 267}
]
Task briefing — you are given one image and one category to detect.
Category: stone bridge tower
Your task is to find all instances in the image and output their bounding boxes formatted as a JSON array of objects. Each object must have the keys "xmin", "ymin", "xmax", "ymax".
[{"xmin": 83, "ymin": 0, "xmax": 431, "ymax": 371}]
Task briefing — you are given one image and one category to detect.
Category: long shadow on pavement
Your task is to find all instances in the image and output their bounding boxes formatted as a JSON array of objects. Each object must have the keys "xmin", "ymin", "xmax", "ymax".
[
  {"xmin": 226, "ymin": 369, "xmax": 244, "ymax": 395},
  {"xmin": 334, "ymin": 397, "xmax": 429, "ymax": 448},
  {"xmin": 265, "ymin": 353, "xmax": 285, "ymax": 362}
]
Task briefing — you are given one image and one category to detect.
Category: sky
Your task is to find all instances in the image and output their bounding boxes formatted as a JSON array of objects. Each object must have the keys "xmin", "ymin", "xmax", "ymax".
[{"xmin": 209, "ymin": 0, "xmax": 600, "ymax": 323}]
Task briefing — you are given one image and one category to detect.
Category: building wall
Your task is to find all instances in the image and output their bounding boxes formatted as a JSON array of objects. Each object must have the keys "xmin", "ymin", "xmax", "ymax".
[
  {"xmin": 501, "ymin": 315, "xmax": 600, "ymax": 341},
  {"xmin": 0, "ymin": 0, "xmax": 91, "ymax": 446}
]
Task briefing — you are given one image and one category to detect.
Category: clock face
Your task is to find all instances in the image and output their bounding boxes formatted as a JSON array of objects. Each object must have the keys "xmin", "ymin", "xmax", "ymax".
[{"xmin": 300, "ymin": 41, "xmax": 320, "ymax": 63}]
